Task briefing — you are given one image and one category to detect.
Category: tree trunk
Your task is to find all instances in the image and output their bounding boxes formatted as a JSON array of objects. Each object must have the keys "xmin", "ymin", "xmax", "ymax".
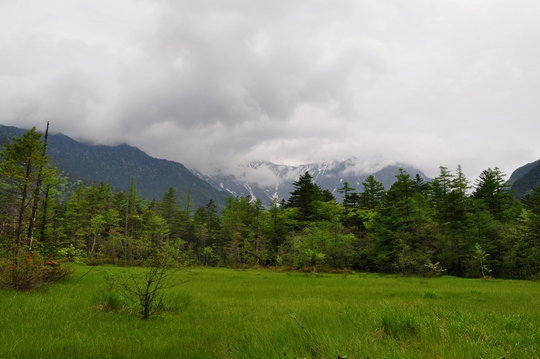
[
  {"xmin": 15, "ymin": 179, "xmax": 29, "ymax": 260},
  {"xmin": 28, "ymin": 121, "xmax": 49, "ymax": 251}
]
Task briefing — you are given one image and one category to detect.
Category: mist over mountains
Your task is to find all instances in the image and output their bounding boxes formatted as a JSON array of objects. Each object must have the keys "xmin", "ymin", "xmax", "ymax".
[
  {"xmin": 1, "ymin": 124, "xmax": 539, "ymax": 207},
  {"xmin": 192, "ymin": 159, "xmax": 430, "ymax": 207}
]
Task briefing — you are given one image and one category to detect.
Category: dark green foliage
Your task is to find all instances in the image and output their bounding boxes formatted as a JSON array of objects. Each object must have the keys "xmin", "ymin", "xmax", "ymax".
[
  {"xmin": 428, "ymin": 166, "xmax": 473, "ymax": 276},
  {"xmin": 286, "ymin": 172, "xmax": 323, "ymax": 222},
  {"xmin": 158, "ymin": 187, "xmax": 183, "ymax": 240},
  {"xmin": 0, "ymin": 126, "xmax": 75, "ymax": 292},
  {"xmin": 522, "ymin": 185, "xmax": 540, "ymax": 215},
  {"xmin": 2, "ymin": 125, "xmax": 539, "ymax": 279},
  {"xmin": 0, "ymin": 127, "xmax": 55, "ymax": 256},
  {"xmin": 286, "ymin": 172, "xmax": 337, "ymax": 224},
  {"xmin": 337, "ymin": 181, "xmax": 356, "ymax": 210},
  {"xmin": 0, "ymin": 125, "xmax": 229, "ymax": 208},
  {"xmin": 368, "ymin": 169, "xmax": 437, "ymax": 274},
  {"xmin": 472, "ymin": 167, "xmax": 514, "ymax": 221},
  {"xmin": 509, "ymin": 159, "xmax": 540, "ymax": 199},
  {"xmin": 360, "ymin": 175, "xmax": 386, "ymax": 209},
  {"xmin": 219, "ymin": 196, "xmax": 270, "ymax": 267}
]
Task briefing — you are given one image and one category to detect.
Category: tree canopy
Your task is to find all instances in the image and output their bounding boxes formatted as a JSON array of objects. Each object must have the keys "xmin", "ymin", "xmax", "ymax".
[{"xmin": 1, "ymin": 128, "xmax": 538, "ymax": 280}]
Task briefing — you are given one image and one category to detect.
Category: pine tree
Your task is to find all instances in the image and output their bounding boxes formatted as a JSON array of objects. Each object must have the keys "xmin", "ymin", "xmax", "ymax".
[
  {"xmin": 430, "ymin": 165, "xmax": 472, "ymax": 275},
  {"xmin": 368, "ymin": 169, "xmax": 436, "ymax": 274},
  {"xmin": 159, "ymin": 187, "xmax": 181, "ymax": 241},
  {"xmin": 286, "ymin": 172, "xmax": 323, "ymax": 222},
  {"xmin": 360, "ymin": 175, "xmax": 386, "ymax": 210},
  {"xmin": 0, "ymin": 127, "xmax": 55, "ymax": 258},
  {"xmin": 472, "ymin": 167, "xmax": 514, "ymax": 221}
]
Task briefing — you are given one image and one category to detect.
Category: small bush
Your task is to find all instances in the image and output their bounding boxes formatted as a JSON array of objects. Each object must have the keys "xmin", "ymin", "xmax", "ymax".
[
  {"xmin": 57, "ymin": 245, "xmax": 85, "ymax": 263},
  {"xmin": 0, "ymin": 252, "xmax": 73, "ymax": 290},
  {"xmin": 423, "ymin": 291, "xmax": 439, "ymax": 299},
  {"xmin": 101, "ymin": 250, "xmax": 184, "ymax": 320}
]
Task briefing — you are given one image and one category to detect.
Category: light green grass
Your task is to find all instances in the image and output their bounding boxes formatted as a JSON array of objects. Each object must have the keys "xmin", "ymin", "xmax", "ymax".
[{"xmin": 1, "ymin": 266, "xmax": 539, "ymax": 358}]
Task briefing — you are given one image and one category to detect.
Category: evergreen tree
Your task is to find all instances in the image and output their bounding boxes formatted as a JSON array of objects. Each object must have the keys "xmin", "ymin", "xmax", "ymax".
[
  {"xmin": 368, "ymin": 169, "xmax": 436, "ymax": 274},
  {"xmin": 429, "ymin": 166, "xmax": 453, "ymax": 209},
  {"xmin": 430, "ymin": 165, "xmax": 473, "ymax": 275},
  {"xmin": 472, "ymin": 167, "xmax": 515, "ymax": 222},
  {"xmin": 36, "ymin": 176, "xmax": 64, "ymax": 259},
  {"xmin": 262, "ymin": 198, "xmax": 288, "ymax": 264},
  {"xmin": 0, "ymin": 127, "xmax": 55, "ymax": 258},
  {"xmin": 286, "ymin": 172, "xmax": 323, "ymax": 222},
  {"xmin": 220, "ymin": 196, "xmax": 255, "ymax": 267},
  {"xmin": 159, "ymin": 187, "xmax": 182, "ymax": 241},
  {"xmin": 193, "ymin": 199, "xmax": 221, "ymax": 265},
  {"xmin": 413, "ymin": 174, "xmax": 429, "ymax": 194},
  {"xmin": 62, "ymin": 182, "xmax": 87, "ymax": 250},
  {"xmin": 337, "ymin": 181, "xmax": 356, "ymax": 211},
  {"xmin": 359, "ymin": 175, "xmax": 386, "ymax": 210}
]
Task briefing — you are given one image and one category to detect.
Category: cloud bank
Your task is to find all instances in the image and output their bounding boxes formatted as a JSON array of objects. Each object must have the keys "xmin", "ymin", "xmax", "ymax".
[{"xmin": 2, "ymin": 0, "xmax": 540, "ymax": 182}]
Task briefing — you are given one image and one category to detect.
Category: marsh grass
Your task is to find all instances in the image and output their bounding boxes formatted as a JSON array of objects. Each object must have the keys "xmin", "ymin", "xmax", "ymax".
[
  {"xmin": 1, "ymin": 266, "xmax": 539, "ymax": 358},
  {"xmin": 423, "ymin": 290, "xmax": 439, "ymax": 299}
]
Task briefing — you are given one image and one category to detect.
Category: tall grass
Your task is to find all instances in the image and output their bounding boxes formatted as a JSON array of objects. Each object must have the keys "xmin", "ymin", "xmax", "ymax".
[{"xmin": 1, "ymin": 266, "xmax": 539, "ymax": 358}]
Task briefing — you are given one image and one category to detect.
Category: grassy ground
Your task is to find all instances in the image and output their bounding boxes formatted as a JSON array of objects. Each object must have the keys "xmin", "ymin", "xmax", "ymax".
[{"xmin": 1, "ymin": 265, "xmax": 539, "ymax": 358}]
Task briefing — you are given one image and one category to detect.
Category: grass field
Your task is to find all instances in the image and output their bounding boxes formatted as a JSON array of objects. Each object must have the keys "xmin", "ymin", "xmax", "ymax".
[{"xmin": 1, "ymin": 265, "xmax": 539, "ymax": 358}]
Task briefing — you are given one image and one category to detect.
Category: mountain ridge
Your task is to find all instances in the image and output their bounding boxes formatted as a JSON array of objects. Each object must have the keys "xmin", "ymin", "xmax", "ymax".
[
  {"xmin": 508, "ymin": 159, "xmax": 540, "ymax": 198},
  {"xmin": 4, "ymin": 124, "xmax": 540, "ymax": 206},
  {"xmin": 192, "ymin": 159, "xmax": 430, "ymax": 207},
  {"xmin": 0, "ymin": 125, "xmax": 230, "ymax": 207}
]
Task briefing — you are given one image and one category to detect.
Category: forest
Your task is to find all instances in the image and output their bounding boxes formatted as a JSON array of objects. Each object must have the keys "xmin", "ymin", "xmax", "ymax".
[{"xmin": 1, "ymin": 126, "xmax": 540, "ymax": 289}]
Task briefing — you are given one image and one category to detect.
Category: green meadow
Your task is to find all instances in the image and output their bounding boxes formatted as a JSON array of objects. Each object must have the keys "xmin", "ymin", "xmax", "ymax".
[{"xmin": 1, "ymin": 266, "xmax": 539, "ymax": 359}]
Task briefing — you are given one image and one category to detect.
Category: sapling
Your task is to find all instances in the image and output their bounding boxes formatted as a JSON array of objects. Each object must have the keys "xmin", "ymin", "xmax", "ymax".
[
  {"xmin": 104, "ymin": 248, "xmax": 183, "ymax": 319},
  {"xmin": 473, "ymin": 243, "xmax": 492, "ymax": 279}
]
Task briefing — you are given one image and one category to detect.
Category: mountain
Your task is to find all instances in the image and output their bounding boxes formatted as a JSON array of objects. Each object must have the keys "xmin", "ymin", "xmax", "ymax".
[
  {"xmin": 1, "ymin": 124, "xmax": 430, "ymax": 208},
  {"xmin": 507, "ymin": 159, "xmax": 540, "ymax": 185},
  {"xmin": 193, "ymin": 159, "xmax": 429, "ymax": 207},
  {"xmin": 0, "ymin": 125, "xmax": 230, "ymax": 207},
  {"xmin": 508, "ymin": 159, "xmax": 540, "ymax": 199}
]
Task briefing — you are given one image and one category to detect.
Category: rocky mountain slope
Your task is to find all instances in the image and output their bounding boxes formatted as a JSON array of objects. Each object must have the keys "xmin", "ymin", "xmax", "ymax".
[{"xmin": 193, "ymin": 159, "xmax": 429, "ymax": 207}]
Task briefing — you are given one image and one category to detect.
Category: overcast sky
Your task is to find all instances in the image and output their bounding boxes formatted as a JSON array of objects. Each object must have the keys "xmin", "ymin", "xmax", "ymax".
[{"xmin": 1, "ymin": 0, "xmax": 540, "ymax": 181}]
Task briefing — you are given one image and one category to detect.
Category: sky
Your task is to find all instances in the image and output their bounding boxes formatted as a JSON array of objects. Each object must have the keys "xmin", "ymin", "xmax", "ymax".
[{"xmin": 1, "ymin": 0, "xmax": 540, "ymax": 182}]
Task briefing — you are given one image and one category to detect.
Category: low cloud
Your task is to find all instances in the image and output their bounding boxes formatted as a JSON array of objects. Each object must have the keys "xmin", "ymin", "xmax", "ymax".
[{"xmin": 1, "ymin": 1, "xmax": 540, "ymax": 182}]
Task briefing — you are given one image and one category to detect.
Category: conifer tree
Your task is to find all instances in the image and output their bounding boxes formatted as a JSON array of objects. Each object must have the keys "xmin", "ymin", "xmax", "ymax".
[
  {"xmin": 368, "ymin": 169, "xmax": 436, "ymax": 273},
  {"xmin": 472, "ymin": 167, "xmax": 515, "ymax": 221},
  {"xmin": 159, "ymin": 187, "xmax": 181, "ymax": 241},
  {"xmin": 360, "ymin": 175, "xmax": 386, "ymax": 210},
  {"xmin": 337, "ymin": 181, "xmax": 356, "ymax": 211},
  {"xmin": 0, "ymin": 127, "xmax": 55, "ymax": 258},
  {"xmin": 287, "ymin": 172, "xmax": 323, "ymax": 222}
]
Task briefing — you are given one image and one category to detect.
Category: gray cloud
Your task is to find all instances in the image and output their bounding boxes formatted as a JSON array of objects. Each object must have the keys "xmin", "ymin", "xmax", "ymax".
[{"xmin": 1, "ymin": 0, "xmax": 540, "ymax": 182}]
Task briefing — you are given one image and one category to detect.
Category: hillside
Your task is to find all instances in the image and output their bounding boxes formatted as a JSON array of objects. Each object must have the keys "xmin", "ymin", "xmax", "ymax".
[
  {"xmin": 509, "ymin": 159, "xmax": 540, "ymax": 198},
  {"xmin": 0, "ymin": 125, "xmax": 230, "ymax": 207},
  {"xmin": 507, "ymin": 159, "xmax": 540, "ymax": 185}
]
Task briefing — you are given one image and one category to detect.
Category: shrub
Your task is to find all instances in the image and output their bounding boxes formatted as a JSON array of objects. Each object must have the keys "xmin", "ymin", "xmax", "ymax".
[
  {"xmin": 57, "ymin": 245, "xmax": 85, "ymax": 263},
  {"xmin": 102, "ymin": 250, "xmax": 184, "ymax": 320},
  {"xmin": 0, "ymin": 252, "xmax": 73, "ymax": 290}
]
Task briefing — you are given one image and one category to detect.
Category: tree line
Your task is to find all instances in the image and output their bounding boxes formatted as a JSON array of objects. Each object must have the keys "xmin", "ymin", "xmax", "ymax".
[{"xmin": 2, "ymin": 127, "xmax": 540, "ymax": 279}]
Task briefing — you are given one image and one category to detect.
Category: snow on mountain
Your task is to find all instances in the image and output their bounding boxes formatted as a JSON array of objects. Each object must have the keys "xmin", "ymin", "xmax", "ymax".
[{"xmin": 191, "ymin": 157, "xmax": 429, "ymax": 207}]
